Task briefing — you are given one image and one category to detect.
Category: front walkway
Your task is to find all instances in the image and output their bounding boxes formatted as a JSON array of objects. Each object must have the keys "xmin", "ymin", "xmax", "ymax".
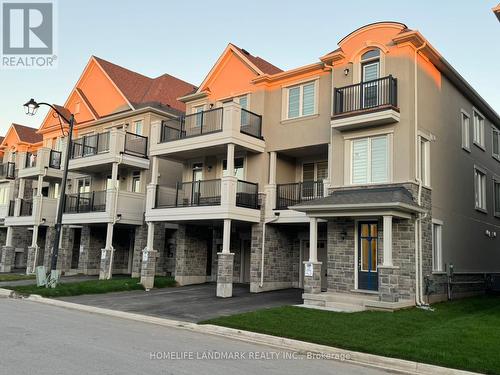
[{"xmin": 58, "ymin": 283, "xmax": 303, "ymax": 322}]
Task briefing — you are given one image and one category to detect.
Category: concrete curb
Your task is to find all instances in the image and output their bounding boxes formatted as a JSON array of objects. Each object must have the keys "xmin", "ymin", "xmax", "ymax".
[
  {"xmin": 1, "ymin": 288, "xmax": 479, "ymax": 375},
  {"xmin": 0, "ymin": 288, "xmax": 13, "ymax": 298}
]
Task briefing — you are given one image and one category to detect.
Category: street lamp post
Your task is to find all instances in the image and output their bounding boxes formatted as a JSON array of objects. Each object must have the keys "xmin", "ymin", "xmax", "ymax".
[{"xmin": 24, "ymin": 99, "xmax": 75, "ymax": 281}]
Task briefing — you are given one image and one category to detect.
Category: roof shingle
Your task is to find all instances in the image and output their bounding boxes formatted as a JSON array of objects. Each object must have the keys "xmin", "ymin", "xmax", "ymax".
[
  {"xmin": 231, "ymin": 44, "xmax": 283, "ymax": 75},
  {"xmin": 12, "ymin": 123, "xmax": 42, "ymax": 144}
]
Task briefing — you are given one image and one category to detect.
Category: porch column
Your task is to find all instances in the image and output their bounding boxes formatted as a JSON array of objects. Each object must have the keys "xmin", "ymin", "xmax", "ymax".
[
  {"xmin": 383, "ymin": 215, "xmax": 393, "ymax": 266},
  {"xmin": 226, "ymin": 143, "xmax": 235, "ymax": 175},
  {"xmin": 140, "ymin": 222, "xmax": 158, "ymax": 291},
  {"xmin": 0, "ymin": 227, "xmax": 15, "ymax": 272},
  {"xmin": 217, "ymin": 219, "xmax": 234, "ymax": 298},
  {"xmin": 26, "ymin": 225, "xmax": 39, "ymax": 274},
  {"xmin": 99, "ymin": 223, "xmax": 115, "ymax": 280},
  {"xmin": 269, "ymin": 151, "xmax": 277, "ymax": 185},
  {"xmin": 146, "ymin": 156, "xmax": 159, "ymax": 210},
  {"xmin": 36, "ymin": 175, "xmax": 43, "ymax": 196},
  {"xmin": 303, "ymin": 217, "xmax": 322, "ymax": 294}
]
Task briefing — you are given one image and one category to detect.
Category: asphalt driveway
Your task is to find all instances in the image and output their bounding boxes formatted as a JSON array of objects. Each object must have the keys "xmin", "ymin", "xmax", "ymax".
[{"xmin": 58, "ymin": 283, "xmax": 303, "ymax": 322}]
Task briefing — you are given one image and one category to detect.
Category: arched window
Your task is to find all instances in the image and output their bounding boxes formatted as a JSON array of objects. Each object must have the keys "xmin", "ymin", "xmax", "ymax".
[
  {"xmin": 361, "ymin": 49, "xmax": 380, "ymax": 61},
  {"xmin": 360, "ymin": 49, "xmax": 381, "ymax": 108}
]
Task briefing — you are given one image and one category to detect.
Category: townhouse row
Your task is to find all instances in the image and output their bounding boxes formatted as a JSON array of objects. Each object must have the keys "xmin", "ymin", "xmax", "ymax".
[{"xmin": 1, "ymin": 22, "xmax": 499, "ymax": 308}]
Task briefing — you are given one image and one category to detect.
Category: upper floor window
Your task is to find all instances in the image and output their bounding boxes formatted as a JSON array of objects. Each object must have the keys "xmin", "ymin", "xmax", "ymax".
[
  {"xmin": 237, "ymin": 95, "xmax": 249, "ymax": 125},
  {"xmin": 77, "ymin": 177, "xmax": 91, "ymax": 194},
  {"xmin": 133, "ymin": 120, "xmax": 143, "ymax": 136},
  {"xmin": 474, "ymin": 167, "xmax": 487, "ymax": 211},
  {"xmin": 473, "ymin": 109, "xmax": 485, "ymax": 149},
  {"xmin": 361, "ymin": 49, "xmax": 380, "ymax": 83},
  {"xmin": 461, "ymin": 111, "xmax": 470, "ymax": 151},
  {"xmin": 286, "ymin": 81, "xmax": 316, "ymax": 119},
  {"xmin": 418, "ymin": 136, "xmax": 430, "ymax": 186},
  {"xmin": 492, "ymin": 127, "xmax": 500, "ymax": 160},
  {"xmin": 132, "ymin": 171, "xmax": 141, "ymax": 193},
  {"xmin": 351, "ymin": 135, "xmax": 388, "ymax": 185},
  {"xmin": 193, "ymin": 105, "xmax": 205, "ymax": 127}
]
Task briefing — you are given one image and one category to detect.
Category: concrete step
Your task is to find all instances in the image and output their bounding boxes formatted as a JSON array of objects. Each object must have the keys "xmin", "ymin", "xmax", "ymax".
[
  {"xmin": 303, "ymin": 292, "xmax": 378, "ymax": 306},
  {"xmin": 324, "ymin": 301, "xmax": 367, "ymax": 312}
]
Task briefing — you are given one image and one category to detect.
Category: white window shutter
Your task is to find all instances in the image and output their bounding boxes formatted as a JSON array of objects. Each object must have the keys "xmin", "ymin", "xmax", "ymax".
[
  {"xmin": 352, "ymin": 139, "xmax": 368, "ymax": 184},
  {"xmin": 371, "ymin": 136, "xmax": 388, "ymax": 183},
  {"xmin": 288, "ymin": 87, "xmax": 300, "ymax": 118},
  {"xmin": 302, "ymin": 83, "xmax": 315, "ymax": 116}
]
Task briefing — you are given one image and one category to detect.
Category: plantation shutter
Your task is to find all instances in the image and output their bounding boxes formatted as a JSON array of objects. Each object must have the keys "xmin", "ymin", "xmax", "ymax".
[
  {"xmin": 288, "ymin": 86, "xmax": 300, "ymax": 118},
  {"xmin": 302, "ymin": 163, "xmax": 315, "ymax": 181},
  {"xmin": 317, "ymin": 162, "xmax": 328, "ymax": 181},
  {"xmin": 352, "ymin": 139, "xmax": 368, "ymax": 184},
  {"xmin": 371, "ymin": 136, "xmax": 388, "ymax": 183},
  {"xmin": 302, "ymin": 82, "xmax": 315, "ymax": 116}
]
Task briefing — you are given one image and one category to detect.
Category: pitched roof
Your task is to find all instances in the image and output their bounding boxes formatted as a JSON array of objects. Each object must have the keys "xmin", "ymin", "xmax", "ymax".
[
  {"xmin": 231, "ymin": 44, "xmax": 283, "ymax": 75},
  {"xmin": 12, "ymin": 123, "xmax": 42, "ymax": 144},
  {"xmin": 93, "ymin": 56, "xmax": 197, "ymax": 112}
]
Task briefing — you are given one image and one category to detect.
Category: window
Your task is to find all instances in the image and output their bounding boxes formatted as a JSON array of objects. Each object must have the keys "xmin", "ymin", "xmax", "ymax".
[
  {"xmin": 494, "ymin": 180, "xmax": 500, "ymax": 217},
  {"xmin": 493, "ymin": 127, "xmax": 500, "ymax": 160},
  {"xmin": 223, "ymin": 157, "xmax": 244, "ymax": 180},
  {"xmin": 461, "ymin": 111, "xmax": 470, "ymax": 151},
  {"xmin": 133, "ymin": 120, "xmax": 143, "ymax": 136},
  {"xmin": 53, "ymin": 183, "xmax": 60, "ymax": 199},
  {"xmin": 473, "ymin": 110, "xmax": 485, "ymax": 149},
  {"xmin": 286, "ymin": 81, "xmax": 316, "ymax": 119},
  {"xmin": 302, "ymin": 161, "xmax": 328, "ymax": 181},
  {"xmin": 237, "ymin": 95, "xmax": 248, "ymax": 126},
  {"xmin": 418, "ymin": 136, "xmax": 430, "ymax": 186},
  {"xmin": 474, "ymin": 168, "xmax": 487, "ymax": 211},
  {"xmin": 351, "ymin": 135, "xmax": 389, "ymax": 184},
  {"xmin": 132, "ymin": 171, "xmax": 141, "ymax": 193},
  {"xmin": 193, "ymin": 106, "xmax": 204, "ymax": 127},
  {"xmin": 0, "ymin": 184, "xmax": 9, "ymax": 204},
  {"xmin": 432, "ymin": 222, "xmax": 443, "ymax": 272},
  {"xmin": 77, "ymin": 178, "xmax": 91, "ymax": 194}
]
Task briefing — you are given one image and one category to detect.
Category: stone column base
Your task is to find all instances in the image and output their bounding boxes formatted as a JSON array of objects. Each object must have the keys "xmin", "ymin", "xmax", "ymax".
[
  {"xmin": 99, "ymin": 248, "xmax": 114, "ymax": 280},
  {"xmin": 303, "ymin": 261, "xmax": 322, "ymax": 294},
  {"xmin": 140, "ymin": 249, "xmax": 158, "ymax": 291},
  {"xmin": 378, "ymin": 265, "xmax": 400, "ymax": 302},
  {"xmin": 26, "ymin": 246, "xmax": 39, "ymax": 275},
  {"xmin": 0, "ymin": 246, "xmax": 15, "ymax": 273},
  {"xmin": 217, "ymin": 252, "xmax": 234, "ymax": 298}
]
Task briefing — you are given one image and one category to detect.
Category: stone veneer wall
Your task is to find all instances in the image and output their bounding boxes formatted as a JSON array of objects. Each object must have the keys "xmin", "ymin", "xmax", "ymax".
[
  {"xmin": 77, "ymin": 225, "xmax": 105, "ymax": 275},
  {"xmin": 0, "ymin": 228, "xmax": 7, "ymax": 247},
  {"xmin": 174, "ymin": 224, "xmax": 208, "ymax": 285},
  {"xmin": 327, "ymin": 218, "xmax": 355, "ymax": 292}
]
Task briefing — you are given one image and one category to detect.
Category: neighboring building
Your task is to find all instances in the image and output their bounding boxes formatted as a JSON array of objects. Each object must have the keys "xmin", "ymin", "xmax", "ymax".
[
  {"xmin": 143, "ymin": 22, "xmax": 500, "ymax": 308},
  {"xmin": 494, "ymin": 3, "xmax": 500, "ymax": 21},
  {"xmin": 0, "ymin": 124, "xmax": 43, "ymax": 272},
  {"xmin": 33, "ymin": 56, "xmax": 196, "ymax": 279}
]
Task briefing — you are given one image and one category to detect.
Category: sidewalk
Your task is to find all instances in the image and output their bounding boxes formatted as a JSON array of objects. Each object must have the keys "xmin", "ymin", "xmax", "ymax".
[{"xmin": 0, "ymin": 275, "xmax": 98, "ymax": 287}]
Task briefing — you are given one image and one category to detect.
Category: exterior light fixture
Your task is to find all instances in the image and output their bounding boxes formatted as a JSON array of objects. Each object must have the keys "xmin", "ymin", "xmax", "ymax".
[
  {"xmin": 24, "ymin": 98, "xmax": 40, "ymax": 116},
  {"xmin": 343, "ymin": 68, "xmax": 349, "ymax": 76}
]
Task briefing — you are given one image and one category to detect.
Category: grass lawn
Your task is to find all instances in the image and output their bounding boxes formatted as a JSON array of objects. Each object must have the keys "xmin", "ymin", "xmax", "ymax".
[
  {"xmin": 0, "ymin": 274, "xmax": 36, "ymax": 282},
  {"xmin": 203, "ymin": 296, "xmax": 500, "ymax": 374},
  {"xmin": 4, "ymin": 276, "xmax": 176, "ymax": 298}
]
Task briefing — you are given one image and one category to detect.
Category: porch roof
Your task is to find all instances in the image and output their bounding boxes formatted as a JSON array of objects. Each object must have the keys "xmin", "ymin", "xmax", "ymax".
[{"xmin": 292, "ymin": 186, "xmax": 425, "ymax": 217}]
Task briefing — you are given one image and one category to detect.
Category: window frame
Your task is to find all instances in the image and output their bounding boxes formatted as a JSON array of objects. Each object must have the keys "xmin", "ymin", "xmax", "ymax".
[
  {"xmin": 474, "ymin": 166, "xmax": 487, "ymax": 212},
  {"xmin": 494, "ymin": 178, "xmax": 500, "ymax": 218},
  {"xmin": 350, "ymin": 134, "xmax": 390, "ymax": 185},
  {"xmin": 133, "ymin": 120, "xmax": 143, "ymax": 136},
  {"xmin": 282, "ymin": 79, "xmax": 319, "ymax": 121},
  {"xmin": 432, "ymin": 219, "xmax": 444, "ymax": 272},
  {"xmin": 418, "ymin": 135, "xmax": 431, "ymax": 187},
  {"xmin": 461, "ymin": 109, "xmax": 471, "ymax": 152},
  {"xmin": 492, "ymin": 126, "xmax": 500, "ymax": 161},
  {"xmin": 301, "ymin": 161, "xmax": 328, "ymax": 182},
  {"xmin": 473, "ymin": 108, "xmax": 485, "ymax": 150}
]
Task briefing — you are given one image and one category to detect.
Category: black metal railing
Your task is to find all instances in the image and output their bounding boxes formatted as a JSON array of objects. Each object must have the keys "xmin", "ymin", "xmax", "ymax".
[
  {"xmin": 64, "ymin": 191, "xmax": 107, "ymax": 213},
  {"xmin": 19, "ymin": 199, "xmax": 33, "ymax": 216},
  {"xmin": 7, "ymin": 200, "xmax": 15, "ymax": 216},
  {"xmin": 236, "ymin": 180, "xmax": 259, "ymax": 209},
  {"xmin": 160, "ymin": 108, "xmax": 223, "ymax": 142},
  {"xmin": 124, "ymin": 132, "xmax": 148, "ymax": 158},
  {"xmin": 155, "ymin": 179, "xmax": 221, "ymax": 207},
  {"xmin": 25, "ymin": 152, "xmax": 37, "ymax": 168},
  {"xmin": 49, "ymin": 150, "xmax": 62, "ymax": 169},
  {"xmin": 333, "ymin": 75, "xmax": 397, "ymax": 116},
  {"xmin": 276, "ymin": 181, "xmax": 324, "ymax": 209},
  {"xmin": 240, "ymin": 109, "xmax": 263, "ymax": 139},
  {"xmin": 0, "ymin": 162, "xmax": 15, "ymax": 179},
  {"xmin": 71, "ymin": 132, "xmax": 110, "ymax": 159}
]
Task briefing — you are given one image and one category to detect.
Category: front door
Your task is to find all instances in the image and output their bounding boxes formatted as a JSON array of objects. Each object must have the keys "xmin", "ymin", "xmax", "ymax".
[{"xmin": 358, "ymin": 222, "xmax": 378, "ymax": 291}]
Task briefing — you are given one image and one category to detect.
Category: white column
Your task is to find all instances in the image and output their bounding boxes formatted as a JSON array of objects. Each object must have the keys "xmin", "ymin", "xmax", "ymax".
[
  {"xmin": 222, "ymin": 219, "xmax": 231, "ymax": 254},
  {"xmin": 111, "ymin": 162, "xmax": 119, "ymax": 188},
  {"xmin": 226, "ymin": 144, "xmax": 235, "ymax": 176},
  {"xmin": 151, "ymin": 156, "xmax": 159, "ymax": 185},
  {"xmin": 31, "ymin": 225, "xmax": 39, "ymax": 247},
  {"xmin": 5, "ymin": 226, "xmax": 13, "ymax": 247},
  {"xmin": 146, "ymin": 222, "xmax": 154, "ymax": 250},
  {"xmin": 383, "ymin": 215, "xmax": 393, "ymax": 266},
  {"xmin": 309, "ymin": 217, "xmax": 318, "ymax": 262},
  {"xmin": 36, "ymin": 175, "xmax": 43, "ymax": 196},
  {"xmin": 269, "ymin": 151, "xmax": 277, "ymax": 185},
  {"xmin": 18, "ymin": 178, "xmax": 25, "ymax": 198},
  {"xmin": 105, "ymin": 222, "xmax": 114, "ymax": 250}
]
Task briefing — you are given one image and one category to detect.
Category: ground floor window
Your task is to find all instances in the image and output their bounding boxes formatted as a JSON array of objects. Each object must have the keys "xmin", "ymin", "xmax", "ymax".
[{"xmin": 432, "ymin": 221, "xmax": 443, "ymax": 272}]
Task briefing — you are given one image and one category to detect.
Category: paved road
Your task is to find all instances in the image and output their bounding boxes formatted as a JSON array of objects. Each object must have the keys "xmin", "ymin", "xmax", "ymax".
[
  {"xmin": 0, "ymin": 298, "xmax": 389, "ymax": 375},
  {"xmin": 59, "ymin": 283, "xmax": 303, "ymax": 322}
]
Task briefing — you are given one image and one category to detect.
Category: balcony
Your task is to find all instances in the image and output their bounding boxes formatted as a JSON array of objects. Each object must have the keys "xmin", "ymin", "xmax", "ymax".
[
  {"xmin": 150, "ymin": 102, "xmax": 265, "ymax": 160},
  {"xmin": 4, "ymin": 196, "xmax": 58, "ymax": 226},
  {"xmin": 0, "ymin": 162, "xmax": 15, "ymax": 180},
  {"xmin": 147, "ymin": 176, "xmax": 260, "ymax": 223},
  {"xmin": 68, "ymin": 129, "xmax": 149, "ymax": 172},
  {"xmin": 276, "ymin": 181, "xmax": 325, "ymax": 210},
  {"xmin": 62, "ymin": 189, "xmax": 145, "ymax": 225},
  {"xmin": 331, "ymin": 75, "xmax": 400, "ymax": 130},
  {"xmin": 18, "ymin": 148, "xmax": 63, "ymax": 180}
]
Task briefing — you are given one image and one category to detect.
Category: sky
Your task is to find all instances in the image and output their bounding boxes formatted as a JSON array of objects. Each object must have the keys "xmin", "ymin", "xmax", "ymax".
[{"xmin": 0, "ymin": 0, "xmax": 499, "ymax": 134}]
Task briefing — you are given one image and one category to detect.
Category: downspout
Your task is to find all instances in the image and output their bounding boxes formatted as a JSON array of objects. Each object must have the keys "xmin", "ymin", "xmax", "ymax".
[
  {"xmin": 260, "ymin": 213, "xmax": 280, "ymax": 288},
  {"xmin": 414, "ymin": 41, "xmax": 429, "ymax": 307}
]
